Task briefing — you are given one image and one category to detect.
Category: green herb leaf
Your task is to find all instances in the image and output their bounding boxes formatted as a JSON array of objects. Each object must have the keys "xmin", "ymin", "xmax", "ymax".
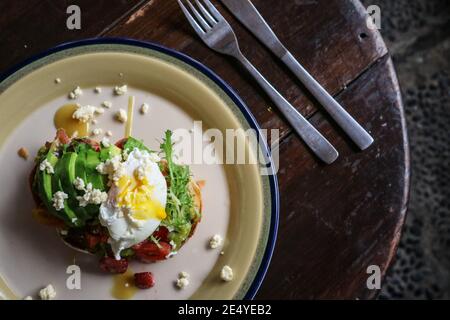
[{"xmin": 160, "ymin": 130, "xmax": 198, "ymax": 248}]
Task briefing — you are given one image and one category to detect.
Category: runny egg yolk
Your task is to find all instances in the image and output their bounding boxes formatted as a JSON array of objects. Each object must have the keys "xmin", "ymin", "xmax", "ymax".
[{"xmin": 116, "ymin": 174, "xmax": 166, "ymax": 221}]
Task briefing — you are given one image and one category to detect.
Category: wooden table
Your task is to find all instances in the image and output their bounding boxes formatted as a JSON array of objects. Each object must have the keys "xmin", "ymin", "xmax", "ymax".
[{"xmin": 0, "ymin": 0, "xmax": 409, "ymax": 299}]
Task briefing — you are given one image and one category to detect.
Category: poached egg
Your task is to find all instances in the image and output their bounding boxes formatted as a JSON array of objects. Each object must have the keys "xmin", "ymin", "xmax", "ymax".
[{"xmin": 99, "ymin": 148, "xmax": 167, "ymax": 259}]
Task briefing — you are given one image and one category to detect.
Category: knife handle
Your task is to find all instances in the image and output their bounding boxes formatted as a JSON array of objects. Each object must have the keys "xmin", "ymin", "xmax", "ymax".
[
  {"xmin": 235, "ymin": 53, "xmax": 339, "ymax": 164},
  {"xmin": 281, "ymin": 52, "xmax": 374, "ymax": 150}
]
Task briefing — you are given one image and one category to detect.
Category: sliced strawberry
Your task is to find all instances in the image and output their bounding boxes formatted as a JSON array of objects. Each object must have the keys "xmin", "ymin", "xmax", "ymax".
[
  {"xmin": 99, "ymin": 257, "xmax": 128, "ymax": 274},
  {"xmin": 134, "ymin": 272, "xmax": 155, "ymax": 289},
  {"xmin": 152, "ymin": 226, "xmax": 169, "ymax": 242},
  {"xmin": 133, "ymin": 241, "xmax": 171, "ymax": 263},
  {"xmin": 85, "ymin": 234, "xmax": 100, "ymax": 250}
]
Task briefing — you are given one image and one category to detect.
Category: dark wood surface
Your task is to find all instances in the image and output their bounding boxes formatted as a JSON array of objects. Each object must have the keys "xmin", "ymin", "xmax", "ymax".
[{"xmin": 0, "ymin": 0, "xmax": 409, "ymax": 299}]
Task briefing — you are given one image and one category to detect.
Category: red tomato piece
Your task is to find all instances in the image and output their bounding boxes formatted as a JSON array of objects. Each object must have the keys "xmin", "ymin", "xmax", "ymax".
[
  {"xmin": 99, "ymin": 257, "xmax": 128, "ymax": 274},
  {"xmin": 133, "ymin": 241, "xmax": 171, "ymax": 263},
  {"xmin": 152, "ymin": 226, "xmax": 169, "ymax": 242},
  {"xmin": 134, "ymin": 272, "xmax": 155, "ymax": 289}
]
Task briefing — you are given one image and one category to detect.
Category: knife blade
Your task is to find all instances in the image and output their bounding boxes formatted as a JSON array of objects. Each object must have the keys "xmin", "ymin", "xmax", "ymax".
[{"xmin": 220, "ymin": 0, "xmax": 288, "ymax": 58}]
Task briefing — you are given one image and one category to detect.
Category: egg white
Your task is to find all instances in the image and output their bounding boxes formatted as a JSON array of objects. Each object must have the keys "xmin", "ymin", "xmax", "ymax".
[{"xmin": 99, "ymin": 148, "xmax": 167, "ymax": 259}]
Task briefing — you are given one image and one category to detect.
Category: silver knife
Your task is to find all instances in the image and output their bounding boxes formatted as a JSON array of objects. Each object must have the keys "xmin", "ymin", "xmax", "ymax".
[{"xmin": 220, "ymin": 0, "xmax": 374, "ymax": 150}]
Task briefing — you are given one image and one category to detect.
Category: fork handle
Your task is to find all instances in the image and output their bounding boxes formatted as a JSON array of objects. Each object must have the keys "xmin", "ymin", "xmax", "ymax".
[
  {"xmin": 236, "ymin": 53, "xmax": 339, "ymax": 164},
  {"xmin": 281, "ymin": 51, "xmax": 374, "ymax": 150}
]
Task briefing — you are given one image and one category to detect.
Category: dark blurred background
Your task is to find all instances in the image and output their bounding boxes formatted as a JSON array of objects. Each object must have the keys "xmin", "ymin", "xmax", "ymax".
[{"xmin": 360, "ymin": 0, "xmax": 450, "ymax": 299}]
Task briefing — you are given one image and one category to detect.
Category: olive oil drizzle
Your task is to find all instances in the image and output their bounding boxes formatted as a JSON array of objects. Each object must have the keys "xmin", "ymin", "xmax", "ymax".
[{"xmin": 54, "ymin": 104, "xmax": 89, "ymax": 137}]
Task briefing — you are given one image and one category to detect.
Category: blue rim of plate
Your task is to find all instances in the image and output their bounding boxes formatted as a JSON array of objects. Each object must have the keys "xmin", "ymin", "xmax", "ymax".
[{"xmin": 0, "ymin": 38, "xmax": 279, "ymax": 300}]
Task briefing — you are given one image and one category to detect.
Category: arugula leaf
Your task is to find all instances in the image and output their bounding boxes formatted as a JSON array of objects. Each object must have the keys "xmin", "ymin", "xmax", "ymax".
[{"xmin": 159, "ymin": 130, "xmax": 199, "ymax": 248}]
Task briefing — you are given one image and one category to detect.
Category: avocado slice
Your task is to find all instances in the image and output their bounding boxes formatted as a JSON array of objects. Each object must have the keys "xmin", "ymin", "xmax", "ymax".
[
  {"xmin": 75, "ymin": 146, "xmax": 88, "ymax": 187},
  {"xmin": 123, "ymin": 137, "xmax": 152, "ymax": 153},
  {"xmin": 85, "ymin": 148, "xmax": 105, "ymax": 190},
  {"xmin": 74, "ymin": 147, "xmax": 98, "ymax": 218},
  {"xmin": 51, "ymin": 154, "xmax": 80, "ymax": 226},
  {"xmin": 37, "ymin": 146, "xmax": 59, "ymax": 217},
  {"xmin": 100, "ymin": 145, "xmax": 121, "ymax": 162},
  {"xmin": 59, "ymin": 152, "xmax": 89, "ymax": 223}
]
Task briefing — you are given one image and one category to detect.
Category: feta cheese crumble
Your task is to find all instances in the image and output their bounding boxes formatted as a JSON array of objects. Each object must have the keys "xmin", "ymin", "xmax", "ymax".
[
  {"xmin": 114, "ymin": 85, "xmax": 127, "ymax": 95},
  {"xmin": 102, "ymin": 101, "xmax": 112, "ymax": 109},
  {"xmin": 68, "ymin": 86, "xmax": 82, "ymax": 99},
  {"xmin": 140, "ymin": 103, "xmax": 149, "ymax": 114},
  {"xmin": 92, "ymin": 128, "xmax": 103, "ymax": 136},
  {"xmin": 52, "ymin": 191, "xmax": 68, "ymax": 211},
  {"xmin": 39, "ymin": 284, "xmax": 56, "ymax": 300},
  {"xmin": 96, "ymin": 156, "xmax": 125, "ymax": 185},
  {"xmin": 209, "ymin": 234, "xmax": 223, "ymax": 249},
  {"xmin": 115, "ymin": 109, "xmax": 128, "ymax": 123},
  {"xmin": 176, "ymin": 272, "xmax": 190, "ymax": 289},
  {"xmin": 106, "ymin": 130, "xmax": 113, "ymax": 137},
  {"xmin": 220, "ymin": 265, "xmax": 233, "ymax": 282},
  {"xmin": 39, "ymin": 159, "xmax": 54, "ymax": 174},
  {"xmin": 72, "ymin": 105, "xmax": 102, "ymax": 123},
  {"xmin": 76, "ymin": 182, "xmax": 108, "ymax": 207},
  {"xmin": 101, "ymin": 137, "xmax": 111, "ymax": 147},
  {"xmin": 73, "ymin": 177, "xmax": 85, "ymax": 191}
]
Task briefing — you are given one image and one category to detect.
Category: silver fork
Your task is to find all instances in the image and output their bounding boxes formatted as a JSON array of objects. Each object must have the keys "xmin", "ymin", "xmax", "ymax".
[{"xmin": 178, "ymin": 0, "xmax": 339, "ymax": 164}]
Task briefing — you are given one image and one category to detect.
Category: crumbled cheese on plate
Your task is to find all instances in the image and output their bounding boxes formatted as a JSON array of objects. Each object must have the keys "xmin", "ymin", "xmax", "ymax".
[
  {"xmin": 68, "ymin": 86, "xmax": 82, "ymax": 99},
  {"xmin": 140, "ymin": 103, "xmax": 149, "ymax": 114},
  {"xmin": 220, "ymin": 265, "xmax": 233, "ymax": 282},
  {"xmin": 209, "ymin": 234, "xmax": 223, "ymax": 249},
  {"xmin": 102, "ymin": 101, "xmax": 112, "ymax": 109},
  {"xmin": 115, "ymin": 109, "xmax": 127, "ymax": 123},
  {"xmin": 39, "ymin": 284, "xmax": 56, "ymax": 300},
  {"xmin": 114, "ymin": 85, "xmax": 127, "ymax": 95},
  {"xmin": 91, "ymin": 128, "xmax": 103, "ymax": 136},
  {"xmin": 176, "ymin": 272, "xmax": 190, "ymax": 289}
]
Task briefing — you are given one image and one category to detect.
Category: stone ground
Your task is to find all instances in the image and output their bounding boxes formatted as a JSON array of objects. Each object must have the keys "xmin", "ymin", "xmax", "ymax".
[{"xmin": 360, "ymin": 0, "xmax": 450, "ymax": 299}]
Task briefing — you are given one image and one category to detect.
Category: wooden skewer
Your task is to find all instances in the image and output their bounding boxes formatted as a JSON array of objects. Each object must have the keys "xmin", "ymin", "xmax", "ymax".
[{"xmin": 125, "ymin": 95, "xmax": 135, "ymax": 138}]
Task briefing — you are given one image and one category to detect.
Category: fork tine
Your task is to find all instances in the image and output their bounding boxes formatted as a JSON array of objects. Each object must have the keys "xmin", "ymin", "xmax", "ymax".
[
  {"xmin": 177, "ymin": 0, "xmax": 205, "ymax": 35},
  {"xmin": 201, "ymin": 0, "xmax": 224, "ymax": 22},
  {"xmin": 186, "ymin": 0, "xmax": 212, "ymax": 31},
  {"xmin": 195, "ymin": 0, "xmax": 217, "ymax": 25}
]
